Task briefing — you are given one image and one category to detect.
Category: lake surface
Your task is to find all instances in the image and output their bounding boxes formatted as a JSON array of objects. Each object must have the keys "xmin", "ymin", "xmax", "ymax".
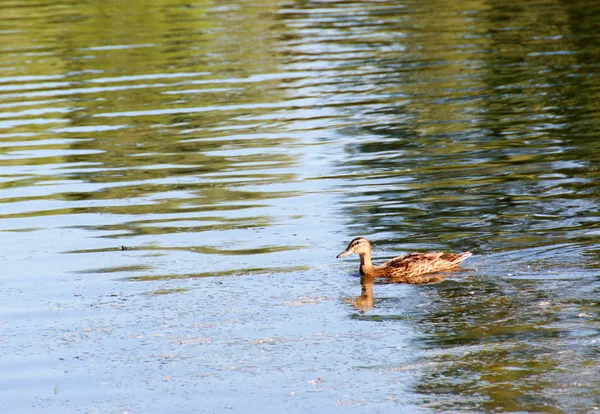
[{"xmin": 2, "ymin": 0, "xmax": 600, "ymax": 412}]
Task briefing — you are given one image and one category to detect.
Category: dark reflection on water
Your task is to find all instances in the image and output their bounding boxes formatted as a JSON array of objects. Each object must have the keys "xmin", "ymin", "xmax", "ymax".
[
  {"xmin": 349, "ymin": 271, "xmax": 600, "ymax": 411},
  {"xmin": 310, "ymin": 0, "xmax": 600, "ymax": 256},
  {"xmin": 406, "ymin": 274, "xmax": 600, "ymax": 412},
  {"xmin": 2, "ymin": 0, "xmax": 600, "ymax": 412}
]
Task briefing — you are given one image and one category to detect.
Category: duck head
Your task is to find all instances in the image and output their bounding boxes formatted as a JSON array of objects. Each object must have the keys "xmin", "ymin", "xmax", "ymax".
[{"xmin": 336, "ymin": 237, "xmax": 371, "ymax": 258}]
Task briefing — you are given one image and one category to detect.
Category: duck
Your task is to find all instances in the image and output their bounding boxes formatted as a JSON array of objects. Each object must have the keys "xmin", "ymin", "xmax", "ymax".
[{"xmin": 337, "ymin": 237, "xmax": 472, "ymax": 282}]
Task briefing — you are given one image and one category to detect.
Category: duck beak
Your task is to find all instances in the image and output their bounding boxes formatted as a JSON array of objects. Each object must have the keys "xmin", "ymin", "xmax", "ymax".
[{"xmin": 336, "ymin": 250, "xmax": 352, "ymax": 258}]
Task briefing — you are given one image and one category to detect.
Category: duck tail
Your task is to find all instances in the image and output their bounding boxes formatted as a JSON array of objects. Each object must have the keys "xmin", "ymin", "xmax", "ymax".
[{"xmin": 455, "ymin": 251, "xmax": 473, "ymax": 264}]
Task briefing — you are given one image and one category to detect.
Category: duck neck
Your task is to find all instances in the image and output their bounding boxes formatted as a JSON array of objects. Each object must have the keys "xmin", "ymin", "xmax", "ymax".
[{"xmin": 359, "ymin": 251, "xmax": 375, "ymax": 276}]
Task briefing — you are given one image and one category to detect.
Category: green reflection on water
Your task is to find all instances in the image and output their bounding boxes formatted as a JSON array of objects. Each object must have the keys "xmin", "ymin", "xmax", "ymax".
[{"xmin": 0, "ymin": 0, "xmax": 302, "ymax": 263}]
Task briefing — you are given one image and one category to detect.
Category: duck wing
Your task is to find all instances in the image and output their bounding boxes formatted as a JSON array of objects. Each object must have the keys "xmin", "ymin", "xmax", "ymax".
[
  {"xmin": 381, "ymin": 252, "xmax": 441, "ymax": 268},
  {"xmin": 379, "ymin": 251, "xmax": 472, "ymax": 278}
]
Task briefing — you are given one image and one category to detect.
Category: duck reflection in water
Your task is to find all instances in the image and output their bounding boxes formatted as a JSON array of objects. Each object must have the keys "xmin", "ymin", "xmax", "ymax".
[
  {"xmin": 352, "ymin": 274, "xmax": 375, "ymax": 311},
  {"xmin": 351, "ymin": 273, "xmax": 447, "ymax": 312},
  {"xmin": 337, "ymin": 237, "xmax": 472, "ymax": 281}
]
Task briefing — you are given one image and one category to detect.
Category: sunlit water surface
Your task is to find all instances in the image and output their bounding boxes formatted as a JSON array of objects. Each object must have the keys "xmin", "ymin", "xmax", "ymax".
[{"xmin": 2, "ymin": 0, "xmax": 600, "ymax": 412}]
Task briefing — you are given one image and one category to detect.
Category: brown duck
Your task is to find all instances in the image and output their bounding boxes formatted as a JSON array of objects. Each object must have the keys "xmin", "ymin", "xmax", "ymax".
[{"xmin": 337, "ymin": 237, "xmax": 472, "ymax": 283}]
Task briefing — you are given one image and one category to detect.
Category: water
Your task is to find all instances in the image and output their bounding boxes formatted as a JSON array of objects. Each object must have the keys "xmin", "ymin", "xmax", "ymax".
[{"xmin": 2, "ymin": 0, "xmax": 600, "ymax": 412}]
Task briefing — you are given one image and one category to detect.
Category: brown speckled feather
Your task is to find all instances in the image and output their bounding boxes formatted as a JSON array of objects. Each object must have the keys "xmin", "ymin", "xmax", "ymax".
[{"xmin": 380, "ymin": 252, "xmax": 471, "ymax": 278}]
